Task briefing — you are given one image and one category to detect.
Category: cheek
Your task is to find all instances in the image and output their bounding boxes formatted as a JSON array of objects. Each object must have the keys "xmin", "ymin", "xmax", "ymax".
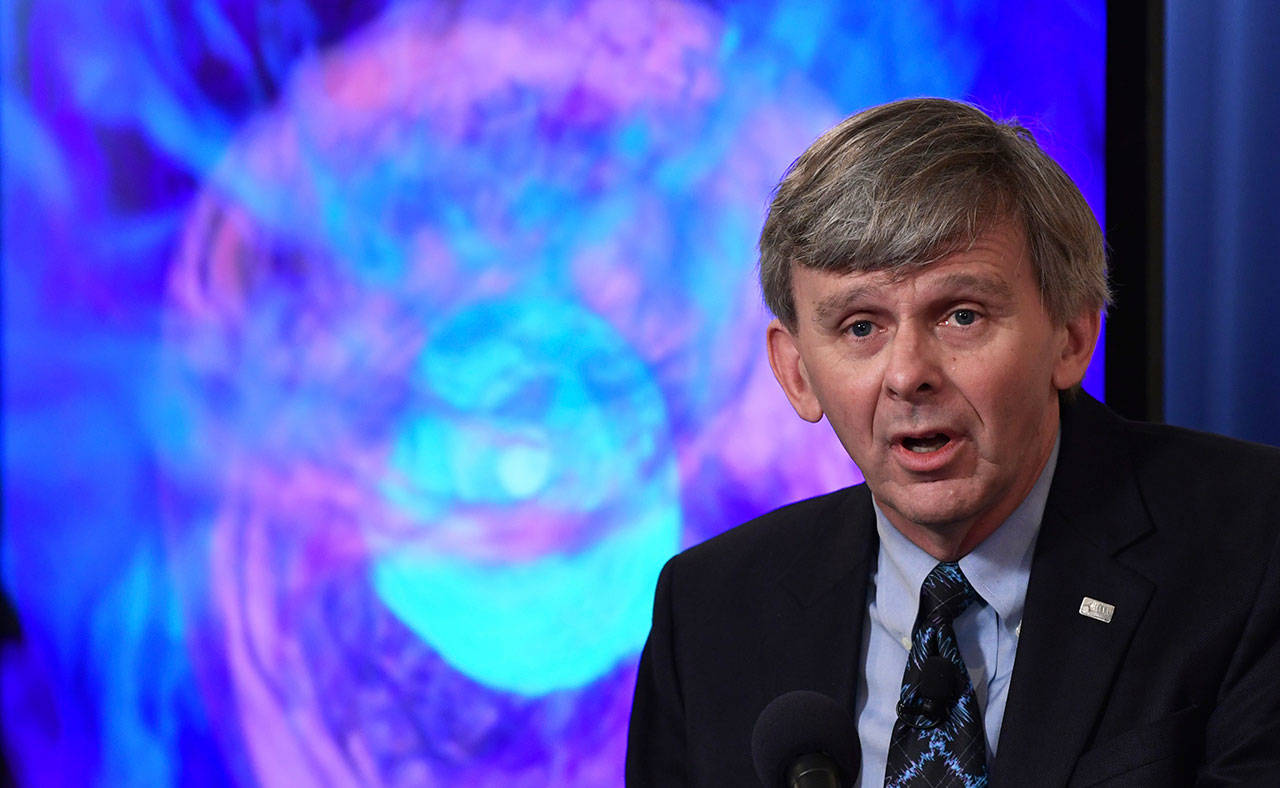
[
  {"xmin": 954, "ymin": 346, "xmax": 1055, "ymax": 416},
  {"xmin": 981, "ymin": 357, "xmax": 1059, "ymax": 431},
  {"xmin": 810, "ymin": 356, "xmax": 877, "ymax": 406},
  {"xmin": 813, "ymin": 376, "xmax": 881, "ymax": 443}
]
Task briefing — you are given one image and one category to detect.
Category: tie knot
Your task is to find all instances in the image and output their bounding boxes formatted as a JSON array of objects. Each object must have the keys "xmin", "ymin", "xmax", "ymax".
[{"xmin": 919, "ymin": 562, "xmax": 979, "ymax": 626}]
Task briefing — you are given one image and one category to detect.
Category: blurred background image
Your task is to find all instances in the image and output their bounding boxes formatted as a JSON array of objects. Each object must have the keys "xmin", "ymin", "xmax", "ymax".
[{"xmin": 3, "ymin": 1, "xmax": 1110, "ymax": 785}]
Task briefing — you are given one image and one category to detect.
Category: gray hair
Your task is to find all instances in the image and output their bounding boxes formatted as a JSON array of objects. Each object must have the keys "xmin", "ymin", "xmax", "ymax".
[{"xmin": 758, "ymin": 98, "xmax": 1110, "ymax": 329}]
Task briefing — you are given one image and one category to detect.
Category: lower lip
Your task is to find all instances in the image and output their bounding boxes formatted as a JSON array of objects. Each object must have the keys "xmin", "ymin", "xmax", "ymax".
[{"xmin": 891, "ymin": 437, "xmax": 962, "ymax": 473}]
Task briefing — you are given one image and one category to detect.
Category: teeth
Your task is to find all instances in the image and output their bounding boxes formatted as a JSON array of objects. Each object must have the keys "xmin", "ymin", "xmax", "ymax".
[{"xmin": 903, "ymin": 434, "xmax": 949, "ymax": 453}]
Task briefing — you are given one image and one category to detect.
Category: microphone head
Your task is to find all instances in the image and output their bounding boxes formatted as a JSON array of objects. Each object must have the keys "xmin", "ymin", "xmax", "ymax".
[{"xmin": 751, "ymin": 690, "xmax": 858, "ymax": 787}]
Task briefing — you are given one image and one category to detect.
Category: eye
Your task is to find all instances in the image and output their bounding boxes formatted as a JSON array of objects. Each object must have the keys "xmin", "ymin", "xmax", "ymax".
[
  {"xmin": 847, "ymin": 319, "xmax": 874, "ymax": 338},
  {"xmin": 950, "ymin": 309, "xmax": 978, "ymax": 326}
]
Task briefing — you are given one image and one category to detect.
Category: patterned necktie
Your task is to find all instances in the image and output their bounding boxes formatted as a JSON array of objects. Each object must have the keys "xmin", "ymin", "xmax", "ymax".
[{"xmin": 884, "ymin": 561, "xmax": 988, "ymax": 787}]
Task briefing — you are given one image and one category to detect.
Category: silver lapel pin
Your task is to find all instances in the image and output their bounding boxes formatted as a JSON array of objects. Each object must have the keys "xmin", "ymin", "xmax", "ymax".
[{"xmin": 1079, "ymin": 596, "xmax": 1115, "ymax": 623}]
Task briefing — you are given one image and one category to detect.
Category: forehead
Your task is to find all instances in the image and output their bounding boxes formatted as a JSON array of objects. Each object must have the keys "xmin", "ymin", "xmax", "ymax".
[{"xmin": 796, "ymin": 222, "xmax": 1034, "ymax": 319}]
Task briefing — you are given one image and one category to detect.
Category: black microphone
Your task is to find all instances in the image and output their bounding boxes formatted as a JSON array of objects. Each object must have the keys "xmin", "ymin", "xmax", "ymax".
[{"xmin": 751, "ymin": 690, "xmax": 859, "ymax": 788}]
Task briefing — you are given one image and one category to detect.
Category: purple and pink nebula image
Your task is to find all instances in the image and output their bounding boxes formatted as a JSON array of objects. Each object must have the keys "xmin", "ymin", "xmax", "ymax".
[{"xmin": 2, "ymin": 0, "xmax": 1102, "ymax": 784}]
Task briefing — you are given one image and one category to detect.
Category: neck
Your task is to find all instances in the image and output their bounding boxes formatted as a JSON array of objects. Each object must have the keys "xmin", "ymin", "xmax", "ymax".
[{"xmin": 895, "ymin": 516, "xmax": 1005, "ymax": 563}]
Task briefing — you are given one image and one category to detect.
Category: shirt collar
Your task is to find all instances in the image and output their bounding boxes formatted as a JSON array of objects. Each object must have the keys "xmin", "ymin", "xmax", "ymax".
[{"xmin": 871, "ymin": 431, "xmax": 1060, "ymax": 640}]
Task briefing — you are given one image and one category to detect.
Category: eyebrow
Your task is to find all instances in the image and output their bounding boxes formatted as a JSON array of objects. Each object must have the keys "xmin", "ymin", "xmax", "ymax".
[
  {"xmin": 809, "ymin": 271, "xmax": 1016, "ymax": 324},
  {"xmin": 812, "ymin": 284, "xmax": 882, "ymax": 324},
  {"xmin": 932, "ymin": 272, "xmax": 1016, "ymax": 302}
]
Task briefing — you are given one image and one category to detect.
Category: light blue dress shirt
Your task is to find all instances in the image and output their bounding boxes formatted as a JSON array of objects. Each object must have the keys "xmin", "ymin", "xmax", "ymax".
[{"xmin": 854, "ymin": 434, "xmax": 1060, "ymax": 787}]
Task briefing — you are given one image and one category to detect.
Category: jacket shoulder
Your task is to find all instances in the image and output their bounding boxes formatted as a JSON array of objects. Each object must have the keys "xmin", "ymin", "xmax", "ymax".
[
  {"xmin": 1122, "ymin": 417, "xmax": 1280, "ymax": 523},
  {"xmin": 675, "ymin": 485, "xmax": 869, "ymax": 567},
  {"xmin": 1065, "ymin": 394, "xmax": 1280, "ymax": 525},
  {"xmin": 658, "ymin": 485, "xmax": 871, "ymax": 615},
  {"xmin": 1125, "ymin": 417, "xmax": 1280, "ymax": 477}
]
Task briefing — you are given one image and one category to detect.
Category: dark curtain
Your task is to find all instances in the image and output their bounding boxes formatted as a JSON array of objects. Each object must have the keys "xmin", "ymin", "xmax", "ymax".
[{"xmin": 1165, "ymin": 0, "xmax": 1280, "ymax": 446}]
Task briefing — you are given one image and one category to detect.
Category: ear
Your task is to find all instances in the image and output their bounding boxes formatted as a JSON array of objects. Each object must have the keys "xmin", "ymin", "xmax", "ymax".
[
  {"xmin": 766, "ymin": 318, "xmax": 824, "ymax": 422},
  {"xmin": 1051, "ymin": 308, "xmax": 1103, "ymax": 390}
]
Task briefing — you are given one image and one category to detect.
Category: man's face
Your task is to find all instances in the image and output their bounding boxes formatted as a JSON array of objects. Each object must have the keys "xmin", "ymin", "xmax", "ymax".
[{"xmin": 766, "ymin": 222, "xmax": 1098, "ymax": 556}]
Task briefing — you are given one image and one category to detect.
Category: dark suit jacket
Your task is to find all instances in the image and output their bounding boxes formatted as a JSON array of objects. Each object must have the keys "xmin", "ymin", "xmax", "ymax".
[{"xmin": 626, "ymin": 394, "xmax": 1280, "ymax": 786}]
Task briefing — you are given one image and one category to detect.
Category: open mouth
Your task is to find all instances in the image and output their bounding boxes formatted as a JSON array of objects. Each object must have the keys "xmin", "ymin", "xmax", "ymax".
[{"xmin": 901, "ymin": 433, "xmax": 951, "ymax": 453}]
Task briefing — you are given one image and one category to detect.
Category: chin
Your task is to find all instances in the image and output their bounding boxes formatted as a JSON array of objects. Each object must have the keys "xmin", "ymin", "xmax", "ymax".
[
  {"xmin": 895, "ymin": 507, "xmax": 978, "ymax": 531},
  {"xmin": 881, "ymin": 480, "xmax": 985, "ymax": 531}
]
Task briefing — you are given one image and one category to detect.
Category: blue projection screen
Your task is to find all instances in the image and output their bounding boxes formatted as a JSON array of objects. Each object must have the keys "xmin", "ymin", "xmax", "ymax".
[{"xmin": 2, "ymin": 1, "xmax": 1102, "ymax": 784}]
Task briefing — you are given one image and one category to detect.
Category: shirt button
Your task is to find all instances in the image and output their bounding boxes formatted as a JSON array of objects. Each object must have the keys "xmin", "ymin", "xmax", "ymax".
[
  {"xmin": 1015, "ymin": 623, "xmax": 1022, "ymax": 637},
  {"xmin": 900, "ymin": 636, "xmax": 912, "ymax": 650}
]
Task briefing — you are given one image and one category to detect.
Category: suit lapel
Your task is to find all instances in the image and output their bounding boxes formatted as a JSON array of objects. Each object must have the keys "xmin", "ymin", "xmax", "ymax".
[
  {"xmin": 763, "ymin": 485, "xmax": 878, "ymax": 711},
  {"xmin": 991, "ymin": 396, "xmax": 1156, "ymax": 787}
]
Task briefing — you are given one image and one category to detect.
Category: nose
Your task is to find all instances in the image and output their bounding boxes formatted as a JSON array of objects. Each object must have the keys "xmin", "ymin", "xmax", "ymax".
[{"xmin": 883, "ymin": 323, "xmax": 942, "ymax": 401}]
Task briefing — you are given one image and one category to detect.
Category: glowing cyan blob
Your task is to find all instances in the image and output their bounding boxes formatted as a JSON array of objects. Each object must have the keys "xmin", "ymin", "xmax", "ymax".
[
  {"xmin": 375, "ymin": 296, "xmax": 681, "ymax": 694},
  {"xmin": 373, "ymin": 495, "xmax": 678, "ymax": 696}
]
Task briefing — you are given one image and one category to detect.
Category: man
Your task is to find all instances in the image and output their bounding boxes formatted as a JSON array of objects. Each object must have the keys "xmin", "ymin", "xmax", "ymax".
[{"xmin": 626, "ymin": 98, "xmax": 1280, "ymax": 786}]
